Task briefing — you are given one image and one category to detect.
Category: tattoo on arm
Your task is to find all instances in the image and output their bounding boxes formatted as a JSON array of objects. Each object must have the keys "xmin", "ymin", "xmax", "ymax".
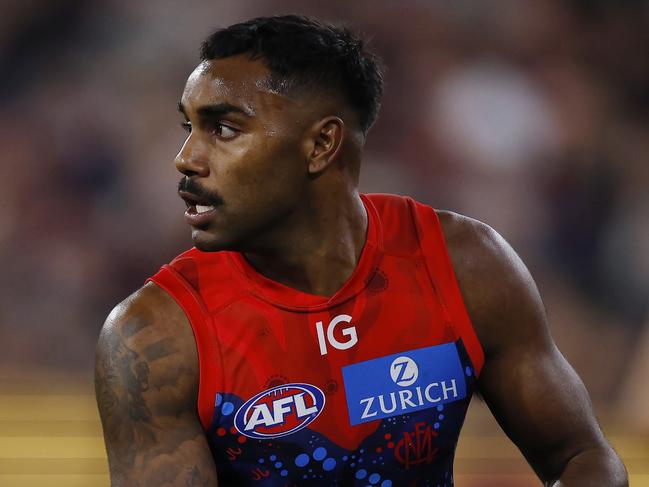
[
  {"xmin": 186, "ymin": 465, "xmax": 211, "ymax": 486},
  {"xmin": 96, "ymin": 328, "xmax": 158, "ymax": 470},
  {"xmin": 96, "ymin": 293, "xmax": 217, "ymax": 486}
]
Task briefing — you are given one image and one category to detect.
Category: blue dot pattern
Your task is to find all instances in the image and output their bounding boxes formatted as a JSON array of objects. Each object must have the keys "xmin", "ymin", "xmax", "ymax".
[
  {"xmin": 220, "ymin": 401, "xmax": 234, "ymax": 416},
  {"xmin": 295, "ymin": 453, "xmax": 309, "ymax": 467},
  {"xmin": 313, "ymin": 447, "xmax": 327, "ymax": 461}
]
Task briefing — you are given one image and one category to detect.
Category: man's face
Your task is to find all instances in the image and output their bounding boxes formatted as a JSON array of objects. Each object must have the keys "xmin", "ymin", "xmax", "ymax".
[{"xmin": 176, "ymin": 55, "xmax": 310, "ymax": 252}]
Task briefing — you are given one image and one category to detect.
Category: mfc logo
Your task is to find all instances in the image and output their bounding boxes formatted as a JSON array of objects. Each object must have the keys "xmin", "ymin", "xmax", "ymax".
[
  {"xmin": 342, "ymin": 343, "xmax": 468, "ymax": 426},
  {"xmin": 390, "ymin": 356, "xmax": 418, "ymax": 386},
  {"xmin": 315, "ymin": 314, "xmax": 358, "ymax": 355},
  {"xmin": 234, "ymin": 383, "xmax": 325, "ymax": 439}
]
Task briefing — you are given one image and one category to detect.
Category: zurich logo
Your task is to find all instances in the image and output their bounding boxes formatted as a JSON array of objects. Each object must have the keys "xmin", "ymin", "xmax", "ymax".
[
  {"xmin": 234, "ymin": 383, "xmax": 325, "ymax": 439},
  {"xmin": 342, "ymin": 343, "xmax": 467, "ymax": 426},
  {"xmin": 390, "ymin": 356, "xmax": 419, "ymax": 386}
]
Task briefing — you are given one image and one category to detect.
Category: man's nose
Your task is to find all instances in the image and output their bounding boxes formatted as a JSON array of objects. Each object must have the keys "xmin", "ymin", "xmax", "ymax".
[{"xmin": 174, "ymin": 136, "xmax": 210, "ymax": 177}]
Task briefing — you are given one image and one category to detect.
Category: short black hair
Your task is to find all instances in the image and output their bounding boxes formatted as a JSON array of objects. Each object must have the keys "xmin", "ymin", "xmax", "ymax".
[{"xmin": 200, "ymin": 15, "xmax": 384, "ymax": 135}]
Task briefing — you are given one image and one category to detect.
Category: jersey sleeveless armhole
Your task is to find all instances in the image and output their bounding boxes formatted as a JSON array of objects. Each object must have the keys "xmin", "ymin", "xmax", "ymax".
[
  {"xmin": 409, "ymin": 200, "xmax": 485, "ymax": 376},
  {"xmin": 147, "ymin": 265, "xmax": 219, "ymax": 429}
]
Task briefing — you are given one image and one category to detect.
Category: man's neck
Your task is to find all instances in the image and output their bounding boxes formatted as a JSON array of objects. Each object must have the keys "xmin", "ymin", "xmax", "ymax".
[{"xmin": 243, "ymin": 191, "xmax": 368, "ymax": 297}]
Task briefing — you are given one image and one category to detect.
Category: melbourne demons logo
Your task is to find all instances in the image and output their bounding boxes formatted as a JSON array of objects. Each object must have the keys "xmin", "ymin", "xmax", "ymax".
[{"xmin": 234, "ymin": 383, "xmax": 325, "ymax": 439}]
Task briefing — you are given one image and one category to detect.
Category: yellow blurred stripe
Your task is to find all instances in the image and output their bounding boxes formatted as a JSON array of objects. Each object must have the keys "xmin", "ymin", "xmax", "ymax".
[
  {"xmin": 609, "ymin": 437, "xmax": 649, "ymax": 459},
  {"xmin": 630, "ymin": 476, "xmax": 649, "ymax": 487},
  {"xmin": 0, "ymin": 396, "xmax": 98, "ymax": 421},
  {"xmin": 0, "ymin": 475, "xmax": 108, "ymax": 487},
  {"xmin": 454, "ymin": 458, "xmax": 532, "ymax": 474},
  {"xmin": 455, "ymin": 475, "xmax": 649, "ymax": 487},
  {"xmin": 0, "ymin": 437, "xmax": 105, "ymax": 458},
  {"xmin": 454, "ymin": 474, "xmax": 538, "ymax": 486},
  {"xmin": 456, "ymin": 435, "xmax": 649, "ymax": 459},
  {"xmin": 0, "ymin": 421, "xmax": 102, "ymax": 436},
  {"xmin": 0, "ymin": 458, "xmax": 108, "ymax": 474},
  {"xmin": 456, "ymin": 436, "xmax": 521, "ymax": 459}
]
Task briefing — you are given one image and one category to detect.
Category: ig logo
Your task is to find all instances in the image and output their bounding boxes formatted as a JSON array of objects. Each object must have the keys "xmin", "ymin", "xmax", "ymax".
[
  {"xmin": 390, "ymin": 356, "xmax": 419, "ymax": 387},
  {"xmin": 315, "ymin": 314, "xmax": 358, "ymax": 355}
]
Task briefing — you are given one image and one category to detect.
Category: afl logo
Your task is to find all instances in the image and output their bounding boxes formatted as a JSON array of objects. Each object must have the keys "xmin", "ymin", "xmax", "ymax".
[{"xmin": 234, "ymin": 383, "xmax": 325, "ymax": 439}]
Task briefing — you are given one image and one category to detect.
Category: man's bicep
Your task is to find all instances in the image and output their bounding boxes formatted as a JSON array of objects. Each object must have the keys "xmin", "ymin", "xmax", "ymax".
[
  {"xmin": 478, "ymin": 337, "xmax": 607, "ymax": 481},
  {"xmin": 95, "ymin": 285, "xmax": 218, "ymax": 486},
  {"xmin": 468, "ymin": 229, "xmax": 608, "ymax": 480}
]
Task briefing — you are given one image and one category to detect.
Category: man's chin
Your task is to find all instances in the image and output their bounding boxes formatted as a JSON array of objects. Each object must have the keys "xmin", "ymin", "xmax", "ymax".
[{"xmin": 191, "ymin": 228, "xmax": 235, "ymax": 252}]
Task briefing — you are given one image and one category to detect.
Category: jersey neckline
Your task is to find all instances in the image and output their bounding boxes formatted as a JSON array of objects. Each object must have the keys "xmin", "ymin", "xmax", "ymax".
[{"xmin": 227, "ymin": 194, "xmax": 383, "ymax": 312}]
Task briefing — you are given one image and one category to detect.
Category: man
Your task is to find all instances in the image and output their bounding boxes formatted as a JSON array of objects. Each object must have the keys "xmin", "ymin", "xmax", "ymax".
[{"xmin": 95, "ymin": 15, "xmax": 627, "ymax": 486}]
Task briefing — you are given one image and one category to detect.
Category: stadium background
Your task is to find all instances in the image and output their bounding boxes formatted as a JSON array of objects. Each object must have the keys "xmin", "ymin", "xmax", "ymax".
[{"xmin": 0, "ymin": 0, "xmax": 647, "ymax": 485}]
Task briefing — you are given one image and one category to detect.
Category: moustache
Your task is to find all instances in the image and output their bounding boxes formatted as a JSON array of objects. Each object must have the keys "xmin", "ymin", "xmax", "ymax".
[{"xmin": 177, "ymin": 177, "xmax": 224, "ymax": 206}]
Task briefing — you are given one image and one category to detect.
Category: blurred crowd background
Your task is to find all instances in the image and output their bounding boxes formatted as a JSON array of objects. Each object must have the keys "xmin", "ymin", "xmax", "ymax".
[{"xmin": 0, "ymin": 0, "xmax": 647, "ymax": 482}]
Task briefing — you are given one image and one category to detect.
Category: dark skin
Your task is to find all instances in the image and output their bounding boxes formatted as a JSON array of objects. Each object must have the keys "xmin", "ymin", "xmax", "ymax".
[
  {"xmin": 96, "ymin": 55, "xmax": 628, "ymax": 486},
  {"xmin": 96, "ymin": 284, "xmax": 217, "ymax": 486}
]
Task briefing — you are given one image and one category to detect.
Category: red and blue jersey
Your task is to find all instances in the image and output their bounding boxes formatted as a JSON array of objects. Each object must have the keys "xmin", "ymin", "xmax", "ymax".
[{"xmin": 148, "ymin": 194, "xmax": 484, "ymax": 486}]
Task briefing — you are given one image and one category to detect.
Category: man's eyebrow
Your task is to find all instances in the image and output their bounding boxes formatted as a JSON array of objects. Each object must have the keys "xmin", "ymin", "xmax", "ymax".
[{"xmin": 177, "ymin": 101, "xmax": 254, "ymax": 118}]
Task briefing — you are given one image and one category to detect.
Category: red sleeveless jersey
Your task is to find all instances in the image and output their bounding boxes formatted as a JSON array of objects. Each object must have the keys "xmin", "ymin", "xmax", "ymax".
[{"xmin": 148, "ymin": 194, "xmax": 484, "ymax": 486}]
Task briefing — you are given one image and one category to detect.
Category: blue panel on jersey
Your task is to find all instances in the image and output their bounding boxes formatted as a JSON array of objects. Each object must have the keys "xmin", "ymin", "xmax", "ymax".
[{"xmin": 342, "ymin": 342, "xmax": 467, "ymax": 426}]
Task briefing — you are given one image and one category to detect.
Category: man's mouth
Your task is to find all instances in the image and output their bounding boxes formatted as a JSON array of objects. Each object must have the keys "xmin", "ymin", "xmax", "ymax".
[{"xmin": 178, "ymin": 190, "xmax": 221, "ymax": 226}]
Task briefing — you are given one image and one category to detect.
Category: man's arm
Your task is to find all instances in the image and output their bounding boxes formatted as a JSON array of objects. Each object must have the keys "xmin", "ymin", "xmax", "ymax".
[
  {"xmin": 440, "ymin": 211, "xmax": 627, "ymax": 486},
  {"xmin": 95, "ymin": 282, "xmax": 218, "ymax": 486}
]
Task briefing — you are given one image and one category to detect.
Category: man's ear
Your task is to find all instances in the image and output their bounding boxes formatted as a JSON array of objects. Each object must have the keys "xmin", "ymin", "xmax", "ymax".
[{"xmin": 305, "ymin": 116, "xmax": 345, "ymax": 175}]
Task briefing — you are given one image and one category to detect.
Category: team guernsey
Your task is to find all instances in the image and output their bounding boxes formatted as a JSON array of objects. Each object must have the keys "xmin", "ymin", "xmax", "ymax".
[{"xmin": 148, "ymin": 194, "xmax": 484, "ymax": 486}]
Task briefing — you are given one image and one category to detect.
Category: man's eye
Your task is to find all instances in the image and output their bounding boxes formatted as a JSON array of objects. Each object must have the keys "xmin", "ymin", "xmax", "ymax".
[
  {"xmin": 214, "ymin": 123, "xmax": 238, "ymax": 140},
  {"xmin": 181, "ymin": 121, "xmax": 192, "ymax": 133}
]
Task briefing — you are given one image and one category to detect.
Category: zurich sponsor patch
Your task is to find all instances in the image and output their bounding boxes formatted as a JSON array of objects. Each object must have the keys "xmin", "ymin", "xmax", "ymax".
[
  {"xmin": 234, "ymin": 383, "xmax": 325, "ymax": 439},
  {"xmin": 342, "ymin": 342, "xmax": 466, "ymax": 426}
]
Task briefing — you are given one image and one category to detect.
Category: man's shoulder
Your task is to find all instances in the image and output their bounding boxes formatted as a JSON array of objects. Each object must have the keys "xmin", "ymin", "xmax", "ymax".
[
  {"xmin": 434, "ymin": 209, "xmax": 505, "ymax": 263},
  {"xmin": 436, "ymin": 208, "xmax": 491, "ymax": 240},
  {"xmin": 97, "ymin": 283, "xmax": 197, "ymax": 380},
  {"xmin": 435, "ymin": 209, "xmax": 546, "ymax": 353},
  {"xmin": 104, "ymin": 282, "xmax": 186, "ymax": 333},
  {"xmin": 435, "ymin": 209, "xmax": 529, "ymax": 287}
]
